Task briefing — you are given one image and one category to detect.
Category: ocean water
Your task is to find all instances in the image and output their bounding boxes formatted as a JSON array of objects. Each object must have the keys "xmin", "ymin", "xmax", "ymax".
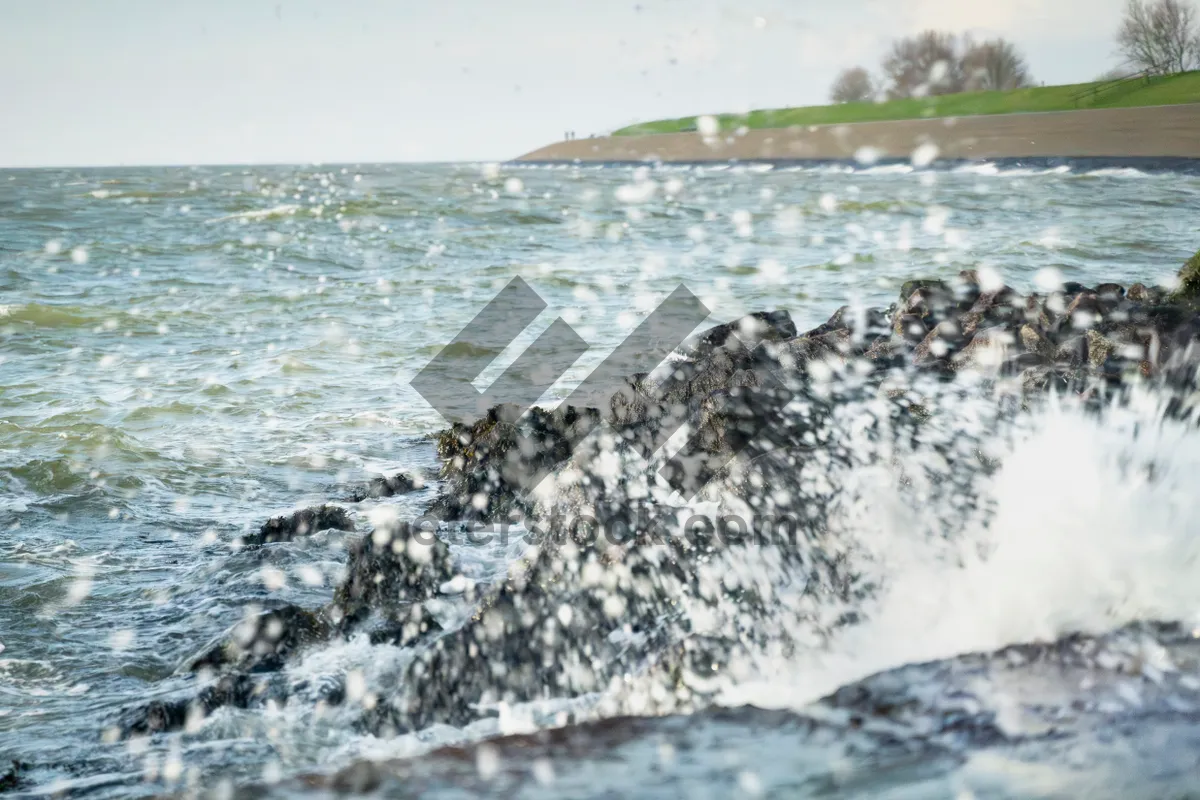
[{"xmin": 2, "ymin": 161, "xmax": 1200, "ymax": 797}]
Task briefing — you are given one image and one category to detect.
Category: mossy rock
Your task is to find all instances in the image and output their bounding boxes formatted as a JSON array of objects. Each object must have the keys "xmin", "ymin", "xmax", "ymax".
[{"xmin": 1172, "ymin": 248, "xmax": 1200, "ymax": 302}]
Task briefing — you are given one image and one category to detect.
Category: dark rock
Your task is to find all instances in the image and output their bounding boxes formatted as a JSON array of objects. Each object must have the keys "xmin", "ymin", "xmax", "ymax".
[
  {"xmin": 1171, "ymin": 248, "xmax": 1200, "ymax": 302},
  {"xmin": 914, "ymin": 320, "xmax": 974, "ymax": 365},
  {"xmin": 429, "ymin": 403, "xmax": 602, "ymax": 522},
  {"xmin": 1018, "ymin": 324, "xmax": 1055, "ymax": 359},
  {"xmin": 687, "ymin": 310, "xmax": 797, "ymax": 356},
  {"xmin": 189, "ymin": 605, "xmax": 330, "ymax": 675},
  {"xmin": 896, "ymin": 314, "xmax": 929, "ymax": 343},
  {"xmin": 1055, "ymin": 334, "xmax": 1089, "ymax": 367},
  {"xmin": 0, "ymin": 761, "xmax": 28, "ymax": 792},
  {"xmin": 349, "ymin": 472, "xmax": 426, "ymax": 502},
  {"xmin": 118, "ymin": 673, "xmax": 283, "ymax": 737},
  {"xmin": 1127, "ymin": 282, "xmax": 1164, "ymax": 304},
  {"xmin": 332, "ymin": 520, "xmax": 457, "ymax": 619},
  {"xmin": 249, "ymin": 505, "xmax": 353, "ymax": 547},
  {"xmin": 802, "ymin": 305, "xmax": 849, "ymax": 338},
  {"xmin": 897, "ymin": 278, "xmax": 950, "ymax": 309},
  {"xmin": 1063, "ymin": 292, "xmax": 1105, "ymax": 331}
]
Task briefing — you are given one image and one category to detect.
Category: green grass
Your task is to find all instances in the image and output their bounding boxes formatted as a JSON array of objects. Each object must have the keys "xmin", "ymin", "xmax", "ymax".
[{"xmin": 612, "ymin": 71, "xmax": 1200, "ymax": 136}]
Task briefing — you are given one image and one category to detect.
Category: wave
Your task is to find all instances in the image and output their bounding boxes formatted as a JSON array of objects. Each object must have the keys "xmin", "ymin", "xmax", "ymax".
[
  {"xmin": 1083, "ymin": 167, "xmax": 1151, "ymax": 179},
  {"xmin": 205, "ymin": 204, "xmax": 301, "ymax": 223},
  {"xmin": 721, "ymin": 388, "xmax": 1200, "ymax": 711}
]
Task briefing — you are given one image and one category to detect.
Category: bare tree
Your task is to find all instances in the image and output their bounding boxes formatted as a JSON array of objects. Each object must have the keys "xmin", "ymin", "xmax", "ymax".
[
  {"xmin": 961, "ymin": 38, "xmax": 1036, "ymax": 91},
  {"xmin": 1116, "ymin": 0, "xmax": 1200, "ymax": 74},
  {"xmin": 881, "ymin": 31, "xmax": 967, "ymax": 99},
  {"xmin": 829, "ymin": 67, "xmax": 876, "ymax": 103}
]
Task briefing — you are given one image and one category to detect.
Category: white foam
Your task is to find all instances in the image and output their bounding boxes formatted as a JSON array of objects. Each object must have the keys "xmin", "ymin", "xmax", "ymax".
[
  {"xmin": 721, "ymin": 389, "xmax": 1200, "ymax": 711},
  {"xmin": 1084, "ymin": 167, "xmax": 1150, "ymax": 179},
  {"xmin": 205, "ymin": 204, "xmax": 300, "ymax": 223}
]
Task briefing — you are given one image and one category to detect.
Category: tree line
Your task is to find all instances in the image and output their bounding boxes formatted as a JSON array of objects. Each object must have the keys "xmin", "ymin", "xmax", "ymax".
[{"xmin": 830, "ymin": 0, "xmax": 1200, "ymax": 104}]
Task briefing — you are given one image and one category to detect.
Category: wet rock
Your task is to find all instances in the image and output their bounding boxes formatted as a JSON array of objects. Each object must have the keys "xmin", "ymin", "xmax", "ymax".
[
  {"xmin": 895, "ymin": 314, "xmax": 929, "ymax": 343},
  {"xmin": 607, "ymin": 372, "xmax": 656, "ymax": 426},
  {"xmin": 0, "ymin": 761, "xmax": 28, "ymax": 792},
  {"xmin": 117, "ymin": 673, "xmax": 284, "ymax": 737},
  {"xmin": 1127, "ymin": 282, "xmax": 1165, "ymax": 304},
  {"xmin": 803, "ymin": 304, "xmax": 850, "ymax": 338},
  {"xmin": 349, "ymin": 472, "xmax": 426, "ymax": 502},
  {"xmin": 1018, "ymin": 324, "xmax": 1056, "ymax": 360},
  {"xmin": 1086, "ymin": 330, "xmax": 1117, "ymax": 369},
  {"xmin": 188, "ymin": 605, "xmax": 329, "ymax": 675},
  {"xmin": 1019, "ymin": 365, "xmax": 1074, "ymax": 394},
  {"xmin": 248, "ymin": 505, "xmax": 353, "ymax": 547},
  {"xmin": 1063, "ymin": 292, "xmax": 1105, "ymax": 331},
  {"xmin": 686, "ymin": 310, "xmax": 797, "ymax": 356},
  {"xmin": 332, "ymin": 519, "xmax": 457, "ymax": 619},
  {"xmin": 915, "ymin": 320, "xmax": 974, "ymax": 365},
  {"xmin": 1171, "ymin": 247, "xmax": 1200, "ymax": 302},
  {"xmin": 766, "ymin": 331, "xmax": 849, "ymax": 372},
  {"xmin": 1055, "ymin": 334, "xmax": 1089, "ymax": 367},
  {"xmin": 897, "ymin": 278, "xmax": 951, "ymax": 310},
  {"xmin": 950, "ymin": 328, "xmax": 1013, "ymax": 373},
  {"xmin": 355, "ymin": 602, "xmax": 443, "ymax": 647},
  {"xmin": 429, "ymin": 403, "xmax": 602, "ymax": 521},
  {"xmin": 897, "ymin": 282, "xmax": 957, "ymax": 328}
]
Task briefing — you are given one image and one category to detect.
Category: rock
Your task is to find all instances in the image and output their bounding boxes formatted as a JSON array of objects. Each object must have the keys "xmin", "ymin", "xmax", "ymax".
[
  {"xmin": 1055, "ymin": 335, "xmax": 1089, "ymax": 367},
  {"xmin": 1019, "ymin": 324, "xmax": 1056, "ymax": 360},
  {"xmin": 349, "ymin": 472, "xmax": 426, "ymax": 502},
  {"xmin": 767, "ymin": 331, "xmax": 849, "ymax": 372},
  {"xmin": 686, "ymin": 310, "xmax": 797, "ymax": 356},
  {"xmin": 332, "ymin": 520, "xmax": 457, "ymax": 619},
  {"xmin": 897, "ymin": 283, "xmax": 956, "ymax": 326},
  {"xmin": 429, "ymin": 403, "xmax": 602, "ymax": 521},
  {"xmin": 1086, "ymin": 330, "xmax": 1117, "ymax": 369},
  {"xmin": 1063, "ymin": 292, "xmax": 1105, "ymax": 331},
  {"xmin": 803, "ymin": 305, "xmax": 849, "ymax": 338},
  {"xmin": 0, "ymin": 761, "xmax": 28, "ymax": 792},
  {"xmin": 1127, "ymin": 282, "xmax": 1165, "ymax": 304},
  {"xmin": 1171, "ymin": 248, "xmax": 1200, "ymax": 301},
  {"xmin": 914, "ymin": 320, "xmax": 972, "ymax": 365},
  {"xmin": 895, "ymin": 314, "xmax": 929, "ymax": 343},
  {"xmin": 897, "ymin": 278, "xmax": 951, "ymax": 310},
  {"xmin": 118, "ymin": 673, "xmax": 283, "ymax": 737},
  {"xmin": 950, "ymin": 327, "xmax": 1013, "ymax": 373},
  {"xmin": 189, "ymin": 605, "xmax": 329, "ymax": 674},
  {"xmin": 1020, "ymin": 294, "xmax": 1054, "ymax": 330},
  {"xmin": 249, "ymin": 505, "xmax": 353, "ymax": 547},
  {"xmin": 607, "ymin": 372, "xmax": 656, "ymax": 426}
]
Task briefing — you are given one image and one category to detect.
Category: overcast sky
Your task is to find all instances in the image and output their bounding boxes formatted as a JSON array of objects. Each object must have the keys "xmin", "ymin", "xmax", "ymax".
[{"xmin": 0, "ymin": 0, "xmax": 1133, "ymax": 167}]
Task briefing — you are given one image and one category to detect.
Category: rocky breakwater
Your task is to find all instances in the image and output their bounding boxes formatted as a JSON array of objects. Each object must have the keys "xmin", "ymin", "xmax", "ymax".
[{"xmin": 112, "ymin": 249, "xmax": 1200, "ymax": 756}]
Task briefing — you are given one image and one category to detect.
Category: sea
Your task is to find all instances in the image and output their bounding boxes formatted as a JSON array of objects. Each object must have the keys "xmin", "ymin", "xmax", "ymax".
[{"xmin": 2, "ymin": 160, "xmax": 1199, "ymax": 797}]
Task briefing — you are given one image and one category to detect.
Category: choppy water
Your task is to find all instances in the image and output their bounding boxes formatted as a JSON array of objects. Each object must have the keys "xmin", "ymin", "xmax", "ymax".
[{"xmin": 2, "ymin": 161, "xmax": 1200, "ymax": 797}]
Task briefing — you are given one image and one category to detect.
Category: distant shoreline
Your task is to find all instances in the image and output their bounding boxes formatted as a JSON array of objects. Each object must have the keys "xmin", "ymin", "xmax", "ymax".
[
  {"xmin": 513, "ymin": 104, "xmax": 1200, "ymax": 164},
  {"xmin": 510, "ymin": 156, "xmax": 1200, "ymax": 174}
]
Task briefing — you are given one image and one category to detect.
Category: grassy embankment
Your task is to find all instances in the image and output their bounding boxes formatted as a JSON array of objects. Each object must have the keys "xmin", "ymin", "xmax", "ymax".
[{"xmin": 613, "ymin": 70, "xmax": 1200, "ymax": 136}]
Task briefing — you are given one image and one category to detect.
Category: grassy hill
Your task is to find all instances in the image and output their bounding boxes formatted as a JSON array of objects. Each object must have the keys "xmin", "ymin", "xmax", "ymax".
[{"xmin": 612, "ymin": 71, "xmax": 1200, "ymax": 136}]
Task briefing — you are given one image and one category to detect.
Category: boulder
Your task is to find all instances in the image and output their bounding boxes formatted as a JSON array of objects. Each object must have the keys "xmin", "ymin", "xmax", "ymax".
[
  {"xmin": 247, "ymin": 505, "xmax": 353, "ymax": 547},
  {"xmin": 1172, "ymin": 248, "xmax": 1200, "ymax": 302},
  {"xmin": 332, "ymin": 520, "xmax": 457, "ymax": 619},
  {"xmin": 349, "ymin": 472, "xmax": 426, "ymax": 502},
  {"xmin": 189, "ymin": 605, "xmax": 329, "ymax": 674}
]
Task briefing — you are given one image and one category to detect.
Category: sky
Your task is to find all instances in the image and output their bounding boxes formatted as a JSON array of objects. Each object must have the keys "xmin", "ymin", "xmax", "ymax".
[{"xmin": 0, "ymin": 0, "xmax": 1134, "ymax": 167}]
